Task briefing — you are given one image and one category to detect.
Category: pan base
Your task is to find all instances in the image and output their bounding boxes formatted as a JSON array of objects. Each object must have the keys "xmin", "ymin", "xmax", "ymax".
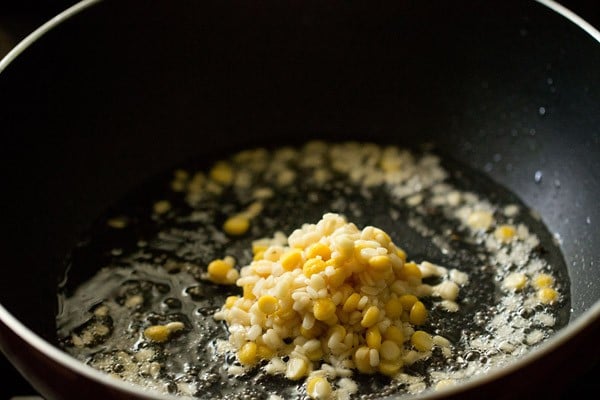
[{"xmin": 56, "ymin": 141, "xmax": 569, "ymax": 399}]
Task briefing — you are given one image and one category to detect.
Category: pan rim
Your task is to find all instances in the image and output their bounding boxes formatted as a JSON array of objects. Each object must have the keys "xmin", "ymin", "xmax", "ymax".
[
  {"xmin": 0, "ymin": 0, "xmax": 598, "ymax": 398},
  {"xmin": 1, "ymin": 0, "xmax": 599, "ymax": 77},
  {"xmin": 3, "ymin": 301, "xmax": 600, "ymax": 399},
  {"xmin": 0, "ymin": 0, "xmax": 101, "ymax": 74},
  {"xmin": 535, "ymin": 0, "xmax": 600, "ymax": 43}
]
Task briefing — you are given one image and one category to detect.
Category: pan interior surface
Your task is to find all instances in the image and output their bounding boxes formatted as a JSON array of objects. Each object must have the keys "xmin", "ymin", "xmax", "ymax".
[
  {"xmin": 56, "ymin": 140, "xmax": 570, "ymax": 399},
  {"xmin": 0, "ymin": 0, "xmax": 598, "ymax": 399}
]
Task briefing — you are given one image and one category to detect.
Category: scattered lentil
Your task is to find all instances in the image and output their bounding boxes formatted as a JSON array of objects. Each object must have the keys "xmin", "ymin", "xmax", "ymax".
[{"xmin": 153, "ymin": 200, "xmax": 172, "ymax": 215}]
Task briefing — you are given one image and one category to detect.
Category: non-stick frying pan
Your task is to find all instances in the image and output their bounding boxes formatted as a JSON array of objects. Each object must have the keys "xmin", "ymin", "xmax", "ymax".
[{"xmin": 0, "ymin": 0, "xmax": 599, "ymax": 399}]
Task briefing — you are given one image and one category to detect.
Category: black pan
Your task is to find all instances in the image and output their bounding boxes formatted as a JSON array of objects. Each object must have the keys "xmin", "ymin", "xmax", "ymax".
[{"xmin": 0, "ymin": 0, "xmax": 599, "ymax": 399}]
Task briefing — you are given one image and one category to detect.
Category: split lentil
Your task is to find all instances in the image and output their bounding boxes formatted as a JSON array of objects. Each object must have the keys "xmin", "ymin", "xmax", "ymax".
[{"xmin": 214, "ymin": 213, "xmax": 458, "ymax": 394}]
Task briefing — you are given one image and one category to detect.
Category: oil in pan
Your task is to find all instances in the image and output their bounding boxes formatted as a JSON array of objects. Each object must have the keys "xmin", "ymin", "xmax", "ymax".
[{"xmin": 55, "ymin": 141, "xmax": 570, "ymax": 399}]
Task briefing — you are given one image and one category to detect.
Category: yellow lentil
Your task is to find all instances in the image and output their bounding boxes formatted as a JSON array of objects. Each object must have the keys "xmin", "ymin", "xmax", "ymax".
[
  {"xmin": 368, "ymin": 255, "xmax": 391, "ymax": 272},
  {"xmin": 107, "ymin": 217, "xmax": 127, "ymax": 229},
  {"xmin": 538, "ymin": 287, "xmax": 559, "ymax": 304},
  {"xmin": 223, "ymin": 215, "xmax": 250, "ymax": 236},
  {"xmin": 238, "ymin": 342, "xmax": 258, "ymax": 365},
  {"xmin": 306, "ymin": 376, "xmax": 332, "ymax": 399},
  {"xmin": 243, "ymin": 284, "xmax": 255, "ymax": 300},
  {"xmin": 286, "ymin": 357, "xmax": 309, "ymax": 380},
  {"xmin": 533, "ymin": 273, "xmax": 554, "ymax": 289},
  {"xmin": 143, "ymin": 325, "xmax": 170, "ymax": 343},
  {"xmin": 313, "ymin": 298, "xmax": 337, "ymax": 321},
  {"xmin": 397, "ymin": 262, "xmax": 422, "ymax": 281},
  {"xmin": 326, "ymin": 267, "xmax": 347, "ymax": 288},
  {"xmin": 411, "ymin": 330, "xmax": 433, "ymax": 352},
  {"xmin": 306, "ymin": 346, "xmax": 324, "ymax": 361},
  {"xmin": 384, "ymin": 325, "xmax": 404, "ymax": 345},
  {"xmin": 398, "ymin": 294, "xmax": 419, "ymax": 311},
  {"xmin": 280, "ymin": 249, "xmax": 303, "ymax": 271},
  {"xmin": 207, "ymin": 259, "xmax": 231, "ymax": 281},
  {"xmin": 494, "ymin": 224, "xmax": 516, "ymax": 243},
  {"xmin": 303, "ymin": 258, "xmax": 327, "ymax": 277},
  {"xmin": 153, "ymin": 200, "xmax": 171, "ymax": 215},
  {"xmin": 409, "ymin": 301, "xmax": 428, "ymax": 326},
  {"xmin": 384, "ymin": 297, "xmax": 403, "ymax": 319},
  {"xmin": 257, "ymin": 295, "xmax": 279, "ymax": 314},
  {"xmin": 354, "ymin": 346, "xmax": 375, "ymax": 374},
  {"xmin": 378, "ymin": 360, "xmax": 402, "ymax": 376},
  {"xmin": 171, "ymin": 179, "xmax": 186, "ymax": 192},
  {"xmin": 366, "ymin": 326, "xmax": 382, "ymax": 349},
  {"xmin": 380, "ymin": 340, "xmax": 401, "ymax": 361},
  {"xmin": 396, "ymin": 248, "xmax": 407, "ymax": 262},
  {"xmin": 361, "ymin": 306, "xmax": 380, "ymax": 328},
  {"xmin": 301, "ymin": 324, "xmax": 325, "ymax": 339},
  {"xmin": 257, "ymin": 344, "xmax": 275, "ymax": 360},
  {"xmin": 305, "ymin": 242, "xmax": 331, "ymax": 260},
  {"xmin": 342, "ymin": 293, "xmax": 361, "ymax": 313},
  {"xmin": 252, "ymin": 243, "xmax": 268, "ymax": 255},
  {"xmin": 209, "ymin": 161, "xmax": 234, "ymax": 185},
  {"xmin": 225, "ymin": 295, "xmax": 239, "ymax": 309},
  {"xmin": 143, "ymin": 322, "xmax": 184, "ymax": 343}
]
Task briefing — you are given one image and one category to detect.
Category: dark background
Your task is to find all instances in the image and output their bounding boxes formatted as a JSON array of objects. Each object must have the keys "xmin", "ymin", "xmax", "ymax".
[
  {"xmin": 0, "ymin": 0, "xmax": 598, "ymax": 398},
  {"xmin": 1, "ymin": 0, "xmax": 599, "ymax": 62}
]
